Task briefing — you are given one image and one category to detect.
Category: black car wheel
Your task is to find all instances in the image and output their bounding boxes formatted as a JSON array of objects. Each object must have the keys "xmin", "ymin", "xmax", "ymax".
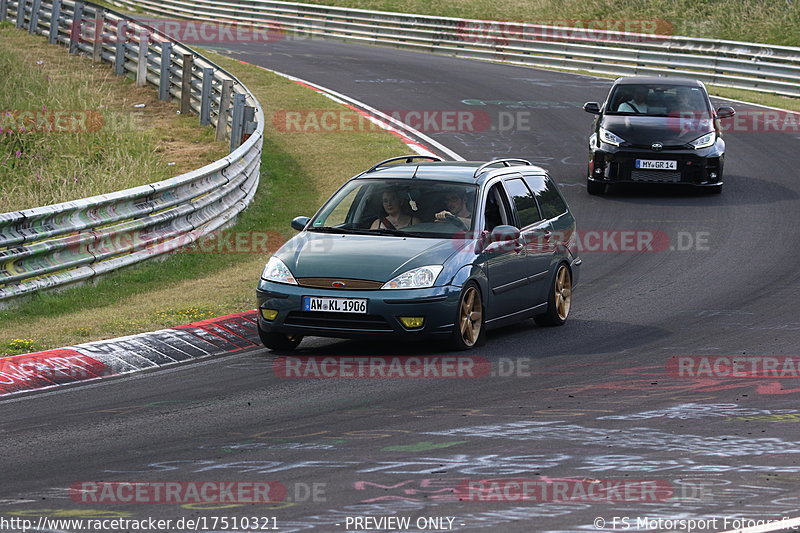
[
  {"xmin": 259, "ymin": 327, "xmax": 303, "ymax": 352},
  {"xmin": 451, "ymin": 282, "xmax": 486, "ymax": 350},
  {"xmin": 534, "ymin": 263, "xmax": 572, "ymax": 327}
]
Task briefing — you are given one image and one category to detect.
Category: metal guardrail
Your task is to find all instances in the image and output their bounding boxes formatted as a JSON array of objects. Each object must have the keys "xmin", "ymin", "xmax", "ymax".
[
  {"xmin": 110, "ymin": 0, "xmax": 800, "ymax": 98},
  {"xmin": 0, "ymin": 0, "xmax": 264, "ymax": 305}
]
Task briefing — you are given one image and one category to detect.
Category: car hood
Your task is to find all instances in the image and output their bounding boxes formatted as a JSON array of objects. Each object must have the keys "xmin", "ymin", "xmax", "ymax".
[
  {"xmin": 602, "ymin": 115, "xmax": 713, "ymax": 145},
  {"xmin": 275, "ymin": 231, "xmax": 462, "ymax": 282}
]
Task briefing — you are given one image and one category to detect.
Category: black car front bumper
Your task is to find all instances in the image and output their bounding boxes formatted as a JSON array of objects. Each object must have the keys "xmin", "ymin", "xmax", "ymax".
[{"xmin": 588, "ymin": 144, "xmax": 724, "ymax": 187}]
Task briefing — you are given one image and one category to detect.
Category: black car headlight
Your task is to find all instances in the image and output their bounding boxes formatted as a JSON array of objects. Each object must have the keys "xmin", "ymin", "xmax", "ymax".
[
  {"xmin": 599, "ymin": 127, "xmax": 626, "ymax": 147},
  {"xmin": 687, "ymin": 132, "xmax": 716, "ymax": 150}
]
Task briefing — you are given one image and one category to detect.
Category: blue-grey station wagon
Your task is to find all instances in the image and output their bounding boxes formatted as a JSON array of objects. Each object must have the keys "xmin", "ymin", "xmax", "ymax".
[{"xmin": 256, "ymin": 156, "xmax": 581, "ymax": 351}]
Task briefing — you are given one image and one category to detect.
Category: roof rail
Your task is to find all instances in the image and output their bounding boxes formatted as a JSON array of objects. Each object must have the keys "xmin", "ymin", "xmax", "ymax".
[
  {"xmin": 473, "ymin": 158, "xmax": 532, "ymax": 178},
  {"xmin": 365, "ymin": 155, "xmax": 442, "ymax": 173}
]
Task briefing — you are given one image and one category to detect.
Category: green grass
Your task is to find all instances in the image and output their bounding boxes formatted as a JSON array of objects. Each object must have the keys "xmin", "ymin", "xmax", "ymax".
[
  {"xmin": 0, "ymin": 25, "xmax": 227, "ymax": 212},
  {"xmin": 296, "ymin": 0, "xmax": 800, "ymax": 47}
]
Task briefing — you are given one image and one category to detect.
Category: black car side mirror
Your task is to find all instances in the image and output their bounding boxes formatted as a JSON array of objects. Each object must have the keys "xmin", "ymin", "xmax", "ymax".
[
  {"xmin": 291, "ymin": 216, "xmax": 310, "ymax": 231},
  {"xmin": 583, "ymin": 102, "xmax": 601, "ymax": 115},
  {"xmin": 716, "ymin": 106, "xmax": 736, "ymax": 119}
]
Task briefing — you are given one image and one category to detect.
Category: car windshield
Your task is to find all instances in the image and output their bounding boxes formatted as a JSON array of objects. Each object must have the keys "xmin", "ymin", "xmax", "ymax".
[
  {"xmin": 309, "ymin": 179, "xmax": 478, "ymax": 238},
  {"xmin": 606, "ymin": 84, "xmax": 711, "ymax": 118}
]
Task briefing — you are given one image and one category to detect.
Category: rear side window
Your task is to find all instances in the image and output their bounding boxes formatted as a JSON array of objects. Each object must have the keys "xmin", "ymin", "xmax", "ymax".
[
  {"xmin": 524, "ymin": 176, "xmax": 568, "ymax": 220},
  {"xmin": 503, "ymin": 178, "xmax": 542, "ymax": 228}
]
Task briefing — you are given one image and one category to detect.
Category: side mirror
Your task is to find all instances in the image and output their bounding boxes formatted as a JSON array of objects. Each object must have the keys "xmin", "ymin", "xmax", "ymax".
[
  {"xmin": 583, "ymin": 102, "xmax": 601, "ymax": 115},
  {"xmin": 291, "ymin": 216, "xmax": 310, "ymax": 231},
  {"xmin": 716, "ymin": 106, "xmax": 736, "ymax": 119},
  {"xmin": 490, "ymin": 225, "xmax": 521, "ymax": 243}
]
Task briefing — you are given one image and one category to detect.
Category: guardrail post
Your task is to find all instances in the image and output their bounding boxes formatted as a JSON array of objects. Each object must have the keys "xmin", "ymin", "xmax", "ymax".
[
  {"xmin": 91, "ymin": 8, "xmax": 103, "ymax": 61},
  {"xmin": 215, "ymin": 79, "xmax": 233, "ymax": 141},
  {"xmin": 0, "ymin": 0, "xmax": 7, "ymax": 23},
  {"xmin": 229, "ymin": 93, "xmax": 245, "ymax": 152},
  {"xmin": 242, "ymin": 105, "xmax": 256, "ymax": 143},
  {"xmin": 114, "ymin": 20, "xmax": 126, "ymax": 75},
  {"xmin": 180, "ymin": 53, "xmax": 193, "ymax": 115},
  {"xmin": 16, "ymin": 0, "xmax": 26, "ymax": 28},
  {"xmin": 48, "ymin": 0, "xmax": 61, "ymax": 44},
  {"xmin": 27, "ymin": 0, "xmax": 40, "ymax": 34},
  {"xmin": 69, "ymin": 2, "xmax": 84, "ymax": 54},
  {"xmin": 159, "ymin": 42, "xmax": 172, "ymax": 100},
  {"xmin": 135, "ymin": 30, "xmax": 148, "ymax": 87},
  {"xmin": 200, "ymin": 67, "xmax": 213, "ymax": 126}
]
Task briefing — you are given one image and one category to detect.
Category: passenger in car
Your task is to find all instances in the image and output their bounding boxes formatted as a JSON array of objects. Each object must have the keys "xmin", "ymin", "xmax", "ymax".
[
  {"xmin": 370, "ymin": 188, "xmax": 421, "ymax": 230},
  {"xmin": 434, "ymin": 190, "xmax": 472, "ymax": 227}
]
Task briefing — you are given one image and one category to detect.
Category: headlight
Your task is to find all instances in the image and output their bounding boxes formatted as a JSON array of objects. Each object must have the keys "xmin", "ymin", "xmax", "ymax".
[
  {"xmin": 382, "ymin": 265, "xmax": 443, "ymax": 290},
  {"xmin": 688, "ymin": 132, "xmax": 716, "ymax": 149},
  {"xmin": 261, "ymin": 256, "xmax": 297, "ymax": 285},
  {"xmin": 599, "ymin": 127, "xmax": 625, "ymax": 146}
]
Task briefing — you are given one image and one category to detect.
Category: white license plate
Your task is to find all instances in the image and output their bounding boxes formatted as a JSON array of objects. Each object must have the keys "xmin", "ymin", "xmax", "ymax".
[
  {"xmin": 636, "ymin": 159, "xmax": 677, "ymax": 170},
  {"xmin": 302, "ymin": 296, "xmax": 368, "ymax": 313}
]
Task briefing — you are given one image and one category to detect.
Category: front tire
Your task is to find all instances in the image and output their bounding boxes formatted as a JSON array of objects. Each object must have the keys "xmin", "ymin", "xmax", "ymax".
[
  {"xmin": 259, "ymin": 327, "xmax": 303, "ymax": 352},
  {"xmin": 451, "ymin": 282, "xmax": 486, "ymax": 350},
  {"xmin": 534, "ymin": 263, "xmax": 572, "ymax": 327},
  {"xmin": 587, "ymin": 179, "xmax": 605, "ymax": 195}
]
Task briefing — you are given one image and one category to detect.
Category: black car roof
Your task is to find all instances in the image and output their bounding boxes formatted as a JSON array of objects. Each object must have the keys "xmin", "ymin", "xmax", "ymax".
[
  {"xmin": 613, "ymin": 76, "xmax": 705, "ymax": 88},
  {"xmin": 357, "ymin": 161, "xmax": 547, "ymax": 185}
]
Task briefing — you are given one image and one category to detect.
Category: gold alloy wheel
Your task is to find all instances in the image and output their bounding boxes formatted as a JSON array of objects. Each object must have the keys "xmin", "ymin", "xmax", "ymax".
[
  {"xmin": 459, "ymin": 286, "xmax": 483, "ymax": 347},
  {"xmin": 555, "ymin": 265, "xmax": 572, "ymax": 321}
]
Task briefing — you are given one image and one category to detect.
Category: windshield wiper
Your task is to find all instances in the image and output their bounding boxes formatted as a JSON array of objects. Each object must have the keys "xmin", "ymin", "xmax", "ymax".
[
  {"xmin": 307, "ymin": 226, "xmax": 368, "ymax": 235},
  {"xmin": 368, "ymin": 228, "xmax": 409, "ymax": 237}
]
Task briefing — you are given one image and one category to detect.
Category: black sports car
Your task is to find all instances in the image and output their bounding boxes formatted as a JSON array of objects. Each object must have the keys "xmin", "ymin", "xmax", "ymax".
[{"xmin": 583, "ymin": 77, "xmax": 735, "ymax": 194}]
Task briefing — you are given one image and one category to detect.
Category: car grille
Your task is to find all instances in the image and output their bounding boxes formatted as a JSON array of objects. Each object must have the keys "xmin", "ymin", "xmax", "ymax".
[
  {"xmin": 296, "ymin": 278, "xmax": 383, "ymax": 289},
  {"xmin": 284, "ymin": 311, "xmax": 393, "ymax": 331},
  {"xmin": 629, "ymin": 143, "xmax": 686, "ymax": 151},
  {"xmin": 631, "ymin": 170, "xmax": 682, "ymax": 183}
]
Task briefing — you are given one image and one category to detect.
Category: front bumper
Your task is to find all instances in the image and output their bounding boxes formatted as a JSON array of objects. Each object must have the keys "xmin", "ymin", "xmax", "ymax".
[
  {"xmin": 588, "ymin": 144, "xmax": 723, "ymax": 187},
  {"xmin": 256, "ymin": 281, "xmax": 463, "ymax": 340}
]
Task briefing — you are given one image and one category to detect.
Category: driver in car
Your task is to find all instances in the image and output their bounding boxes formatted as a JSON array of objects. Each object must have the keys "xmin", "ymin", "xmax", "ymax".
[
  {"xmin": 618, "ymin": 86, "xmax": 650, "ymax": 114},
  {"xmin": 435, "ymin": 190, "xmax": 472, "ymax": 227}
]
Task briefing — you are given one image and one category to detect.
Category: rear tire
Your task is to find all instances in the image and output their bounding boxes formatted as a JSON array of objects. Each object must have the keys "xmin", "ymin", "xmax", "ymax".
[
  {"xmin": 534, "ymin": 263, "xmax": 572, "ymax": 327},
  {"xmin": 587, "ymin": 179, "xmax": 605, "ymax": 195},
  {"xmin": 451, "ymin": 282, "xmax": 486, "ymax": 350},
  {"xmin": 258, "ymin": 327, "xmax": 303, "ymax": 352}
]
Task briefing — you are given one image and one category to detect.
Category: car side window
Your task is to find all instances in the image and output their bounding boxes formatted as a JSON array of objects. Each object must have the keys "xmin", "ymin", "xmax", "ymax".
[
  {"xmin": 524, "ymin": 176, "xmax": 567, "ymax": 221},
  {"xmin": 503, "ymin": 178, "xmax": 542, "ymax": 228},
  {"xmin": 484, "ymin": 183, "xmax": 513, "ymax": 231}
]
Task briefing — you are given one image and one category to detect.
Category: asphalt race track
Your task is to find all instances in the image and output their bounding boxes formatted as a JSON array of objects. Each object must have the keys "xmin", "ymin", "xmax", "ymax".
[{"xmin": 3, "ymin": 36, "xmax": 800, "ymax": 533}]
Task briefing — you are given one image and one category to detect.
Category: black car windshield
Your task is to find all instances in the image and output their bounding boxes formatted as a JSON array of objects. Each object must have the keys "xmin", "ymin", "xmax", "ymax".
[
  {"xmin": 605, "ymin": 84, "xmax": 712, "ymax": 118},
  {"xmin": 309, "ymin": 179, "xmax": 479, "ymax": 238}
]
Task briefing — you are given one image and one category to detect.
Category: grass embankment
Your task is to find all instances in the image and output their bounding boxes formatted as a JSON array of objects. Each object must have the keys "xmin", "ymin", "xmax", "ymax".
[
  {"xmin": 0, "ymin": 37, "xmax": 408, "ymax": 355},
  {"xmin": 0, "ymin": 23, "xmax": 227, "ymax": 212},
  {"xmin": 298, "ymin": 0, "xmax": 800, "ymax": 47}
]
